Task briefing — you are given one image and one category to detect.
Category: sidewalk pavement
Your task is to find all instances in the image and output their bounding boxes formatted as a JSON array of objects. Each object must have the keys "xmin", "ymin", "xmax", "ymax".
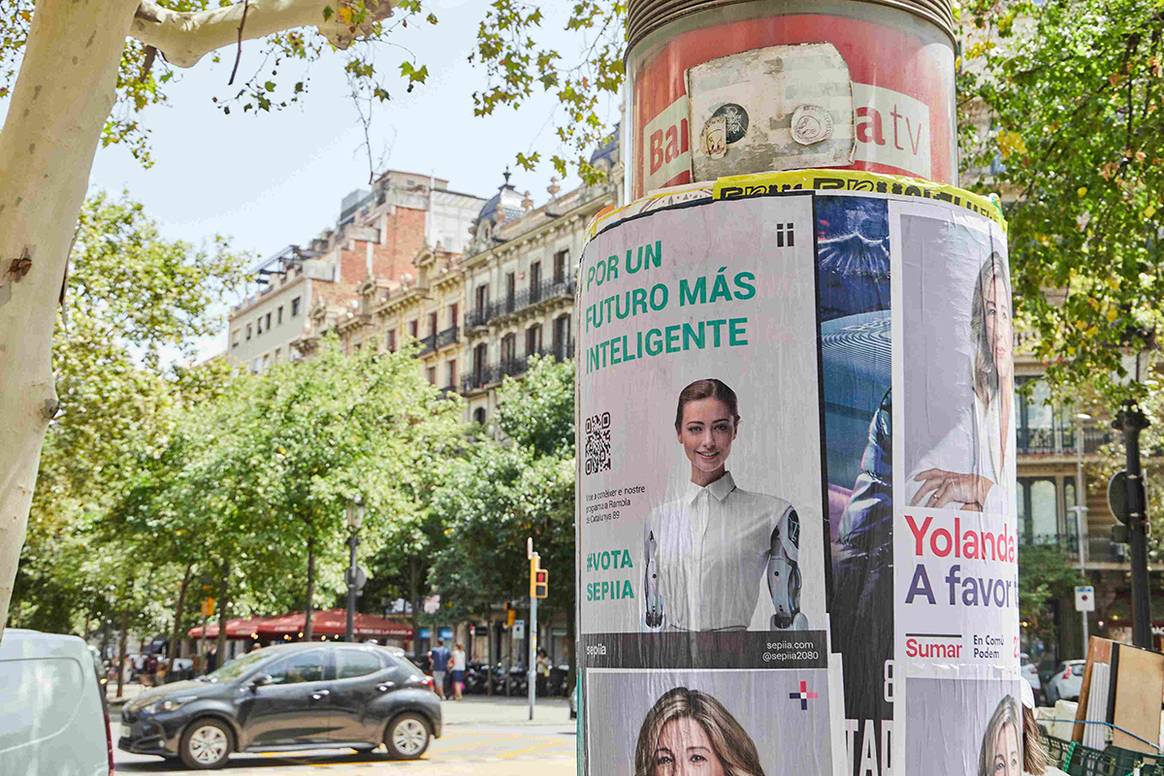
[{"xmin": 438, "ymin": 695, "xmax": 573, "ymax": 726}]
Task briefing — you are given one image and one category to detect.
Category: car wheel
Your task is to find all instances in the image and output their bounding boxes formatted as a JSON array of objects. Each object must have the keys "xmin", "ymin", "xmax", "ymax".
[
  {"xmin": 179, "ymin": 718, "xmax": 233, "ymax": 770},
  {"xmin": 385, "ymin": 713, "xmax": 431, "ymax": 760}
]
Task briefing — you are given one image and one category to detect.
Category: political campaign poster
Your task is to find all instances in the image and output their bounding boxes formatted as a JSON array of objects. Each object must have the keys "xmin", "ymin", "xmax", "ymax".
[
  {"xmin": 903, "ymin": 678, "xmax": 1025, "ymax": 775},
  {"xmin": 575, "ymin": 170, "xmax": 1010, "ymax": 776},
  {"xmin": 586, "ymin": 669, "xmax": 837, "ymax": 776},
  {"xmin": 576, "ymin": 193, "xmax": 841, "ymax": 775},
  {"xmin": 891, "ymin": 199, "xmax": 1020, "ymax": 772},
  {"xmin": 816, "ymin": 195, "xmax": 895, "ymax": 775}
]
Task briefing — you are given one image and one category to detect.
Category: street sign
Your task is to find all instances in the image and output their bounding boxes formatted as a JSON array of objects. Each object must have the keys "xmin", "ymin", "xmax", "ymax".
[
  {"xmin": 346, "ymin": 565, "xmax": 367, "ymax": 591},
  {"xmin": 1075, "ymin": 586, "xmax": 1095, "ymax": 612},
  {"xmin": 512, "ymin": 619, "xmax": 525, "ymax": 640},
  {"xmin": 1108, "ymin": 470, "xmax": 1147, "ymax": 525},
  {"xmin": 474, "ymin": 624, "xmax": 488, "ymax": 637}
]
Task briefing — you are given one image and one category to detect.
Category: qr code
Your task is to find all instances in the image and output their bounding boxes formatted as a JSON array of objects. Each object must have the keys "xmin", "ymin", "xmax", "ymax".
[{"xmin": 584, "ymin": 412, "xmax": 612, "ymax": 475}]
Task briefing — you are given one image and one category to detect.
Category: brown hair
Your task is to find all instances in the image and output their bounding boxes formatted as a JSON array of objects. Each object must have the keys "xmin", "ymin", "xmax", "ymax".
[
  {"xmin": 978, "ymin": 695, "xmax": 1021, "ymax": 776},
  {"xmin": 1022, "ymin": 705, "xmax": 1051, "ymax": 774},
  {"xmin": 634, "ymin": 687, "xmax": 765, "ymax": 776},
  {"xmin": 674, "ymin": 379, "xmax": 740, "ymax": 432}
]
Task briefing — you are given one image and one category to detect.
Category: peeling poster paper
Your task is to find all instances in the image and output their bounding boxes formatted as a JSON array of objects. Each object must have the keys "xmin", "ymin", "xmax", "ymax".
[{"xmin": 686, "ymin": 43, "xmax": 855, "ymax": 180}]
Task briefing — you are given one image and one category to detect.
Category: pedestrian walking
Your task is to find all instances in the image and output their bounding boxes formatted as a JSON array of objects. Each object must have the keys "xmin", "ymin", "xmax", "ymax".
[
  {"xmin": 450, "ymin": 642, "xmax": 467, "ymax": 701},
  {"xmin": 429, "ymin": 639, "xmax": 450, "ymax": 700},
  {"xmin": 536, "ymin": 649, "xmax": 551, "ymax": 697}
]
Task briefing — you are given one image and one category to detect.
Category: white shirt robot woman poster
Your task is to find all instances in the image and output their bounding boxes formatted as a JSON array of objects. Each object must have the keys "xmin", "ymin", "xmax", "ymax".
[{"xmin": 576, "ymin": 194, "xmax": 844, "ymax": 776}]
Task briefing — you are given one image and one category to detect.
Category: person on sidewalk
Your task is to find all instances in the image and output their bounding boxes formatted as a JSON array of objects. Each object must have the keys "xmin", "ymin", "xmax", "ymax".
[
  {"xmin": 450, "ymin": 642, "xmax": 467, "ymax": 700},
  {"xmin": 429, "ymin": 640, "xmax": 450, "ymax": 700},
  {"xmin": 536, "ymin": 649, "xmax": 551, "ymax": 697}
]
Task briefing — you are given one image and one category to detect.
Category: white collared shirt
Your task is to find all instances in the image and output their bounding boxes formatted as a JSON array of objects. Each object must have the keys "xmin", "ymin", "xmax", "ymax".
[{"xmin": 644, "ymin": 471, "xmax": 793, "ymax": 631}]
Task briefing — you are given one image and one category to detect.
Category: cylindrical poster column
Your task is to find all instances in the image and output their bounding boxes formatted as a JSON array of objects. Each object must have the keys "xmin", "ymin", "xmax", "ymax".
[
  {"xmin": 575, "ymin": 172, "xmax": 1019, "ymax": 776},
  {"xmin": 624, "ymin": 0, "xmax": 958, "ymax": 199}
]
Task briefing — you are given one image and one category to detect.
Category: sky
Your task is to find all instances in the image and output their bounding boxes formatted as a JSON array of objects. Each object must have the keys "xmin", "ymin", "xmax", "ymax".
[{"xmin": 42, "ymin": 1, "xmax": 621, "ymax": 357}]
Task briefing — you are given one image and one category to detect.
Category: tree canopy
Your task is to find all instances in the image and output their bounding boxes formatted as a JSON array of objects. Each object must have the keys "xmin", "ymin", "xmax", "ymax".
[{"xmin": 960, "ymin": 0, "xmax": 1164, "ymax": 404}]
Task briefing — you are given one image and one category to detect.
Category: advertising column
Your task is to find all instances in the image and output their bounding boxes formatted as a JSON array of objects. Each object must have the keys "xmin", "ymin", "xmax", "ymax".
[{"xmin": 577, "ymin": 171, "xmax": 1014, "ymax": 775}]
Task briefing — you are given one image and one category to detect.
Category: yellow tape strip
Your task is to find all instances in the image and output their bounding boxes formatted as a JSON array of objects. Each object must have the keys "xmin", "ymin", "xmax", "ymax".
[
  {"xmin": 713, "ymin": 169, "xmax": 1006, "ymax": 229},
  {"xmin": 588, "ymin": 170, "xmax": 1005, "ymax": 238}
]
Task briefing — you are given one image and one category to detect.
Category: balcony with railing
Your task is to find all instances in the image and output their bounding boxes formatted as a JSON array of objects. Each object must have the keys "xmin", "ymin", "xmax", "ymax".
[
  {"xmin": 459, "ymin": 343, "xmax": 576, "ymax": 393},
  {"xmin": 416, "ymin": 334, "xmax": 437, "ymax": 356},
  {"xmin": 435, "ymin": 325, "xmax": 459, "ymax": 350},
  {"xmin": 1019, "ymin": 529, "xmax": 1137, "ymax": 566},
  {"xmin": 1016, "ymin": 425, "xmax": 1112, "ymax": 456},
  {"xmin": 465, "ymin": 278, "xmax": 577, "ymax": 329}
]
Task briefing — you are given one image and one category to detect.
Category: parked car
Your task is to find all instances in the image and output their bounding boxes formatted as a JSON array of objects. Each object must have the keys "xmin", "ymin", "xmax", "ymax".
[
  {"xmin": 1044, "ymin": 659, "xmax": 1086, "ymax": 704},
  {"xmin": 0, "ymin": 628, "xmax": 114, "ymax": 775},
  {"xmin": 119, "ymin": 642, "xmax": 441, "ymax": 769},
  {"xmin": 1020, "ymin": 653, "xmax": 1044, "ymax": 705}
]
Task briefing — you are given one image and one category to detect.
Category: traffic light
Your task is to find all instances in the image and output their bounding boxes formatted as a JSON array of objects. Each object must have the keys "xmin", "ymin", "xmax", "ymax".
[{"xmin": 533, "ymin": 569, "xmax": 549, "ymax": 599}]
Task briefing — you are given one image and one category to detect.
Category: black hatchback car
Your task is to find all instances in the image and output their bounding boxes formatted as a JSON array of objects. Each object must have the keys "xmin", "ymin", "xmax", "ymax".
[{"xmin": 119, "ymin": 642, "xmax": 441, "ymax": 769}]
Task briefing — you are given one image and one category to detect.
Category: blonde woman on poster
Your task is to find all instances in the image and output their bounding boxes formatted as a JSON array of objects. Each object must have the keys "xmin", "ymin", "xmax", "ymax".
[
  {"xmin": 977, "ymin": 695, "xmax": 1022, "ymax": 776},
  {"xmin": 643, "ymin": 379, "xmax": 807, "ymax": 632},
  {"xmin": 909, "ymin": 253, "xmax": 1015, "ymax": 514},
  {"xmin": 634, "ymin": 687, "xmax": 766, "ymax": 776}
]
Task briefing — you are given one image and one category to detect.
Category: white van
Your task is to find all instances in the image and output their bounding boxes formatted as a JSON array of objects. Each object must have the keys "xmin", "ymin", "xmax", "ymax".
[{"xmin": 0, "ymin": 628, "xmax": 112, "ymax": 775}]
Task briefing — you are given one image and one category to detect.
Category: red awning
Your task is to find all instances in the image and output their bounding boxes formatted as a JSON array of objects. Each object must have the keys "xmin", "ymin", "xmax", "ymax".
[{"xmin": 188, "ymin": 609, "xmax": 412, "ymax": 640}]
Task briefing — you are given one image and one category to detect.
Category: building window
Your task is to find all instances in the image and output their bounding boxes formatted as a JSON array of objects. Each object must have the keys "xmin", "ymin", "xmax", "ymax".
[
  {"xmin": 274, "ymin": 347, "xmax": 281, "ymax": 361},
  {"xmin": 501, "ymin": 333, "xmax": 516, "ymax": 364},
  {"xmin": 256, "ymin": 317, "xmax": 263, "ymax": 335},
  {"xmin": 246, "ymin": 323, "xmax": 253, "ymax": 341},
  {"xmin": 277, "ymin": 306, "xmax": 284, "ymax": 325},
  {"xmin": 552, "ymin": 314, "xmax": 572, "ymax": 358},
  {"xmin": 553, "ymin": 249, "xmax": 568, "ymax": 283},
  {"xmin": 426, "ymin": 366, "xmax": 437, "ymax": 385},
  {"xmin": 525, "ymin": 324, "xmax": 542, "ymax": 355},
  {"xmin": 409, "ymin": 319, "xmax": 418, "ymax": 338},
  {"xmin": 529, "ymin": 260, "xmax": 542, "ymax": 299},
  {"xmin": 386, "ymin": 329, "xmax": 397, "ymax": 352},
  {"xmin": 446, "ymin": 359, "xmax": 457, "ymax": 387},
  {"xmin": 505, "ymin": 272, "xmax": 516, "ymax": 312},
  {"xmin": 473, "ymin": 407, "xmax": 487, "ymax": 425},
  {"xmin": 475, "ymin": 285, "xmax": 488, "ymax": 317},
  {"xmin": 428, "ymin": 311, "xmax": 438, "ymax": 336},
  {"xmin": 473, "ymin": 343, "xmax": 488, "ymax": 382},
  {"xmin": 1018, "ymin": 477, "xmax": 1063, "ymax": 545},
  {"xmin": 448, "ymin": 302, "xmax": 459, "ymax": 329},
  {"xmin": 291, "ymin": 296, "xmax": 301, "ymax": 317},
  {"xmin": 232, "ymin": 333, "xmax": 239, "ymax": 349},
  {"xmin": 265, "ymin": 312, "xmax": 272, "ymax": 330}
]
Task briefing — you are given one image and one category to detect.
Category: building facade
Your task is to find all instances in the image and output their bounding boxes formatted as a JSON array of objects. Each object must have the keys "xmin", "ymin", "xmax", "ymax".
[{"xmin": 227, "ymin": 170, "xmax": 484, "ymax": 373}]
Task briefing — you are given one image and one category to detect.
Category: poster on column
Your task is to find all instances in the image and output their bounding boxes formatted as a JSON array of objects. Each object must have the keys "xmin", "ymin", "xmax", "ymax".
[
  {"xmin": 576, "ymin": 194, "xmax": 842, "ymax": 776},
  {"xmin": 890, "ymin": 199, "xmax": 1022, "ymax": 774},
  {"xmin": 814, "ymin": 194, "xmax": 895, "ymax": 776}
]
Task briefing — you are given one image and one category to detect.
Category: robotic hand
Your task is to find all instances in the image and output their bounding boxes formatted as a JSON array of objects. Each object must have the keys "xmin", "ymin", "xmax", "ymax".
[
  {"xmin": 643, "ymin": 529, "xmax": 665, "ymax": 629},
  {"xmin": 768, "ymin": 508, "xmax": 809, "ymax": 630}
]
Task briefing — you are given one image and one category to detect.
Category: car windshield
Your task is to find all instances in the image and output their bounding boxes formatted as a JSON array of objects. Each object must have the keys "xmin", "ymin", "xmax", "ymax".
[
  {"xmin": 1071, "ymin": 664, "xmax": 1084, "ymax": 676},
  {"xmin": 201, "ymin": 650, "xmax": 271, "ymax": 683}
]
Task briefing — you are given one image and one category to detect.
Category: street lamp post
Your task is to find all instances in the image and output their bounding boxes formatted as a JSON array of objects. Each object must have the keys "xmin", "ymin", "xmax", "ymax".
[
  {"xmin": 345, "ymin": 497, "xmax": 366, "ymax": 643},
  {"xmin": 1114, "ymin": 345, "xmax": 1153, "ymax": 649},
  {"xmin": 1116, "ymin": 404, "xmax": 1152, "ymax": 649}
]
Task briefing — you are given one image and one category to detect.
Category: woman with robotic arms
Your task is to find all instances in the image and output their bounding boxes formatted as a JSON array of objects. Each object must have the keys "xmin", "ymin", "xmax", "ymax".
[{"xmin": 643, "ymin": 378, "xmax": 807, "ymax": 632}]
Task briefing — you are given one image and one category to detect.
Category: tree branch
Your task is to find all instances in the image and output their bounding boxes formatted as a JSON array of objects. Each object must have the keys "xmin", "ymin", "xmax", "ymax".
[{"xmin": 130, "ymin": 0, "xmax": 395, "ymax": 69}]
